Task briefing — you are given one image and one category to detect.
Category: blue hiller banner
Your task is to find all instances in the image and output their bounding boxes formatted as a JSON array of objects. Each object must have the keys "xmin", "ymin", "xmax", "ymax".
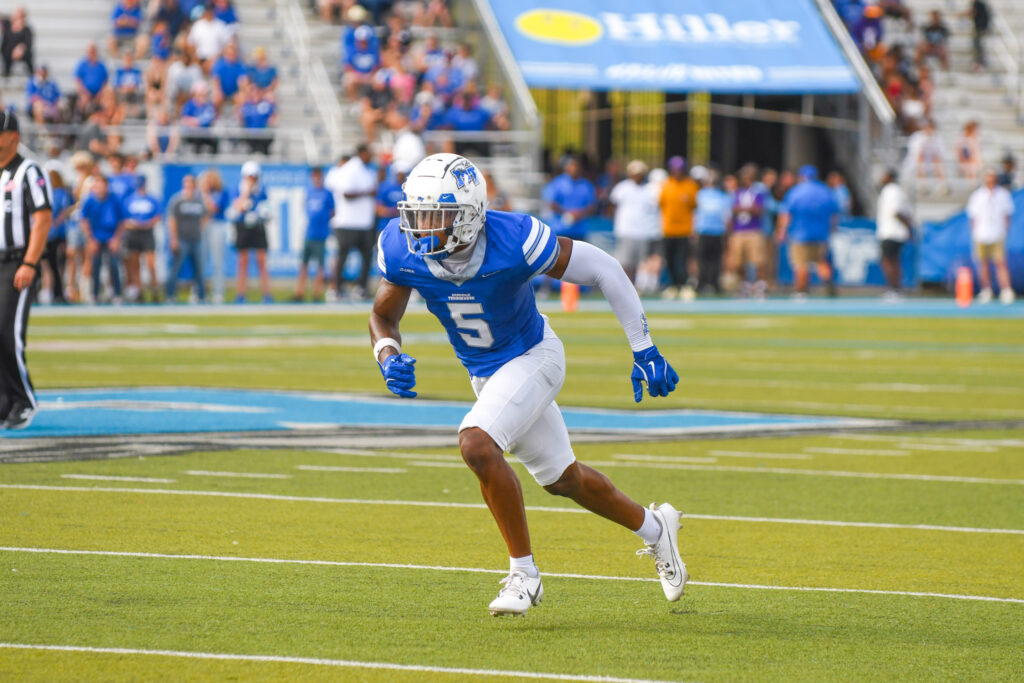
[{"xmin": 489, "ymin": 0, "xmax": 860, "ymax": 93}]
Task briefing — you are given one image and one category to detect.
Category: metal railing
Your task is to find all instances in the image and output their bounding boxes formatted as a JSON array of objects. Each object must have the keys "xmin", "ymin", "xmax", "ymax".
[
  {"xmin": 991, "ymin": 10, "xmax": 1024, "ymax": 124},
  {"xmin": 277, "ymin": 0, "xmax": 347, "ymax": 159}
]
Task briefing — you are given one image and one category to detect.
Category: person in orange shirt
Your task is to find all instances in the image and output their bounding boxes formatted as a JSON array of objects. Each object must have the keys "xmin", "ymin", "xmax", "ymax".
[{"xmin": 658, "ymin": 156, "xmax": 699, "ymax": 299}]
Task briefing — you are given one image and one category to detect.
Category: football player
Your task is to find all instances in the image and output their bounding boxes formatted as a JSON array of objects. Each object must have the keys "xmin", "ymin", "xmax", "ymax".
[{"xmin": 369, "ymin": 153, "xmax": 687, "ymax": 616}]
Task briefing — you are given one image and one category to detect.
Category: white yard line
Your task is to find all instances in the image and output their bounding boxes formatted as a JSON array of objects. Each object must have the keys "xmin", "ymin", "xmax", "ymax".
[
  {"xmin": 296, "ymin": 465, "xmax": 407, "ymax": 474},
  {"xmin": 613, "ymin": 454, "xmax": 719, "ymax": 464},
  {"xmin": 0, "ymin": 643, "xmax": 680, "ymax": 683},
  {"xmin": 832, "ymin": 434, "xmax": 1021, "ymax": 448},
  {"xmin": 707, "ymin": 450, "xmax": 813, "ymax": 461},
  {"xmin": 183, "ymin": 471, "xmax": 292, "ymax": 479},
  {"xmin": 410, "ymin": 461, "xmax": 473, "ymax": 468},
  {"xmin": 60, "ymin": 475, "xmax": 177, "ymax": 484},
  {"xmin": 1, "ymin": 547, "xmax": 1022, "ymax": 604},
  {"xmin": 804, "ymin": 447, "xmax": 910, "ymax": 457},
  {"xmin": 3, "ymin": 484, "xmax": 1023, "ymax": 535}
]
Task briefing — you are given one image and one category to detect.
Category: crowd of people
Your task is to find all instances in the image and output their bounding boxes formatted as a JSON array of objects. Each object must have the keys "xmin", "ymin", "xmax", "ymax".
[{"xmin": 12, "ymin": 1, "xmax": 279, "ymax": 159}]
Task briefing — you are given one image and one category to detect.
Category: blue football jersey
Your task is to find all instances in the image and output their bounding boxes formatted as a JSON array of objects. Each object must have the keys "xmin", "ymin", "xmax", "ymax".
[{"xmin": 378, "ymin": 210, "xmax": 560, "ymax": 377}]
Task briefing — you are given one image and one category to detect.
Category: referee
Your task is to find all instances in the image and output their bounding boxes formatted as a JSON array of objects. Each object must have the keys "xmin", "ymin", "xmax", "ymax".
[{"xmin": 0, "ymin": 111, "xmax": 52, "ymax": 430}]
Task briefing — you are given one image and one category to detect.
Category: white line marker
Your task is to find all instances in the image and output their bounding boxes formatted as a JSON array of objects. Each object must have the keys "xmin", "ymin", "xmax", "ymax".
[
  {"xmin": 183, "ymin": 471, "xmax": 292, "ymax": 479},
  {"xmin": 1, "ymin": 547, "xmax": 1021, "ymax": 605},
  {"xmin": 804, "ymin": 447, "xmax": 910, "ymax": 457},
  {"xmin": 831, "ymin": 434, "xmax": 1018, "ymax": 449},
  {"xmin": 297, "ymin": 465, "xmax": 406, "ymax": 474},
  {"xmin": 895, "ymin": 442, "xmax": 997, "ymax": 453},
  {"xmin": 409, "ymin": 461, "xmax": 471, "ymax": 469},
  {"xmin": 708, "ymin": 450, "xmax": 813, "ymax": 461},
  {"xmin": 614, "ymin": 454, "xmax": 718, "ymax": 464},
  {"xmin": 4, "ymin": 485, "xmax": 1022, "ymax": 535},
  {"xmin": 60, "ymin": 475, "xmax": 177, "ymax": 484},
  {"xmin": 0, "ymin": 643, "xmax": 677, "ymax": 683}
]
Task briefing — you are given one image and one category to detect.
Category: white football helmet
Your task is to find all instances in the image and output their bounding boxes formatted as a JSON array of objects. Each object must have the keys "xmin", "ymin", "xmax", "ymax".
[{"xmin": 398, "ymin": 153, "xmax": 488, "ymax": 260}]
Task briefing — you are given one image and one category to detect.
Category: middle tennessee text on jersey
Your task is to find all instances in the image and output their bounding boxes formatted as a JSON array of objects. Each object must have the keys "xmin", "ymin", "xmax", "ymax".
[{"xmin": 378, "ymin": 210, "xmax": 560, "ymax": 377}]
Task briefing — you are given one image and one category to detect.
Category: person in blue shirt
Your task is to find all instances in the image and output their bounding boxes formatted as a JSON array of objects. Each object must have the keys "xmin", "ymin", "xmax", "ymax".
[
  {"xmin": 343, "ymin": 26, "xmax": 380, "ymax": 99},
  {"xmin": 211, "ymin": 42, "xmax": 246, "ymax": 110},
  {"xmin": 74, "ymin": 43, "xmax": 109, "ymax": 114},
  {"xmin": 106, "ymin": 153, "xmax": 137, "ymax": 206},
  {"xmin": 212, "ymin": 0, "xmax": 239, "ymax": 26},
  {"xmin": 693, "ymin": 168, "xmax": 732, "ymax": 295},
  {"xmin": 42, "ymin": 168, "xmax": 74, "ymax": 304},
  {"xmin": 121, "ymin": 176, "xmax": 162, "ymax": 303},
  {"xmin": 108, "ymin": 0, "xmax": 143, "ymax": 57},
  {"xmin": 79, "ymin": 174, "xmax": 124, "ymax": 303},
  {"xmin": 777, "ymin": 165, "xmax": 840, "ymax": 297},
  {"xmin": 246, "ymin": 47, "xmax": 278, "ymax": 97},
  {"xmin": 293, "ymin": 166, "xmax": 335, "ymax": 302},
  {"xmin": 441, "ymin": 92, "xmax": 493, "ymax": 133},
  {"xmin": 227, "ymin": 161, "xmax": 273, "ymax": 303},
  {"xmin": 113, "ymin": 50, "xmax": 144, "ymax": 119},
  {"xmin": 151, "ymin": 20, "xmax": 173, "ymax": 61},
  {"xmin": 375, "ymin": 161, "xmax": 409, "ymax": 232},
  {"xmin": 369, "ymin": 153, "xmax": 687, "ymax": 616},
  {"xmin": 26, "ymin": 65, "xmax": 62, "ymax": 124},
  {"xmin": 238, "ymin": 81, "xmax": 277, "ymax": 155},
  {"xmin": 181, "ymin": 82, "xmax": 218, "ymax": 154},
  {"xmin": 542, "ymin": 157, "xmax": 597, "ymax": 241}
]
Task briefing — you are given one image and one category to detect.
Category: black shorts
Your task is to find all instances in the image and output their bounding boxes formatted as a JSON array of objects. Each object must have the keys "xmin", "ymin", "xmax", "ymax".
[
  {"xmin": 301, "ymin": 239, "xmax": 327, "ymax": 267},
  {"xmin": 235, "ymin": 225, "xmax": 268, "ymax": 251},
  {"xmin": 880, "ymin": 239, "xmax": 905, "ymax": 260},
  {"xmin": 124, "ymin": 229, "xmax": 155, "ymax": 253}
]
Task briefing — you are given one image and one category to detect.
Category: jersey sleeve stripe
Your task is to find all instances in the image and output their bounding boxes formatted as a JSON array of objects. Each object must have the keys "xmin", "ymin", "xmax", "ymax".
[
  {"xmin": 530, "ymin": 239, "xmax": 560, "ymax": 278},
  {"xmin": 521, "ymin": 216, "xmax": 541, "ymax": 257},
  {"xmin": 525, "ymin": 221, "xmax": 551, "ymax": 266},
  {"xmin": 25, "ymin": 163, "xmax": 50, "ymax": 211}
]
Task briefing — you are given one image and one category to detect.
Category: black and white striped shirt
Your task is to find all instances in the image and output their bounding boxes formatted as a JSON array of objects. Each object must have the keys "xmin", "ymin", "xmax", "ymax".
[{"xmin": 0, "ymin": 154, "xmax": 53, "ymax": 251}]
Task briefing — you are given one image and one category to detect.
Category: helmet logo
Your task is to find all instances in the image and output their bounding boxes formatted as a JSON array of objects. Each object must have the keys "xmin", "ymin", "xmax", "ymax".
[{"xmin": 450, "ymin": 163, "xmax": 479, "ymax": 190}]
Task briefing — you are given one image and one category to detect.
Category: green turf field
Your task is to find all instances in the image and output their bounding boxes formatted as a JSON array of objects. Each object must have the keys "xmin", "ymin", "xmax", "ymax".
[{"xmin": 2, "ymin": 305, "xmax": 1023, "ymax": 681}]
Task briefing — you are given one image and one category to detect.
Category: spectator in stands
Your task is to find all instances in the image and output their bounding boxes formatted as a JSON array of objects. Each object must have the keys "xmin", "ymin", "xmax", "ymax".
[
  {"xmin": 442, "ymin": 92, "xmax": 501, "ymax": 149},
  {"xmin": 905, "ymin": 118, "xmax": 947, "ymax": 194},
  {"xmin": 413, "ymin": 0, "xmax": 453, "ymax": 28},
  {"xmin": 165, "ymin": 50, "xmax": 204, "ymax": 112},
  {"xmin": 1, "ymin": 7, "xmax": 34, "ymax": 78},
  {"xmin": 776, "ymin": 165, "xmax": 839, "ymax": 298},
  {"xmin": 188, "ymin": 3, "xmax": 232, "ymax": 64},
  {"xmin": 151, "ymin": 20, "xmax": 173, "ymax": 62},
  {"xmin": 596, "ymin": 158, "xmax": 623, "ymax": 216},
  {"xmin": 26, "ymin": 66, "xmax": 62, "ymax": 125},
  {"xmin": 693, "ymin": 167, "xmax": 730, "ymax": 296},
  {"xmin": 610, "ymin": 159, "xmax": 659, "ymax": 284},
  {"xmin": 294, "ymin": 166, "xmax": 334, "ymax": 302},
  {"xmin": 362, "ymin": 0, "xmax": 395, "ymax": 25},
  {"xmin": 341, "ymin": 5, "xmax": 377, "ymax": 62},
  {"xmin": 385, "ymin": 52, "xmax": 416, "ymax": 110},
  {"xmin": 360, "ymin": 71, "xmax": 396, "ymax": 142},
  {"xmin": 109, "ymin": 0, "xmax": 144, "ymax": 58},
  {"xmin": 114, "ymin": 51, "xmax": 145, "ymax": 119},
  {"xmin": 996, "ymin": 153, "xmax": 1017, "ymax": 190},
  {"xmin": 238, "ymin": 80, "xmax": 277, "ymax": 155},
  {"xmin": 320, "ymin": 0, "xmax": 348, "ymax": 24},
  {"xmin": 247, "ymin": 46, "xmax": 279, "ymax": 98},
  {"xmin": 875, "ymin": 169, "xmax": 913, "ymax": 300},
  {"xmin": 413, "ymin": 33, "xmax": 445, "ymax": 76},
  {"xmin": 43, "ymin": 167, "xmax": 73, "ymax": 305},
  {"xmin": 229, "ymin": 161, "xmax": 273, "ymax": 303},
  {"xmin": 212, "ymin": 0, "xmax": 239, "ymax": 27},
  {"xmin": 146, "ymin": 107, "xmax": 180, "ymax": 158},
  {"xmin": 967, "ymin": 0, "xmax": 991, "ymax": 72},
  {"xmin": 479, "ymin": 84, "xmax": 510, "ymax": 131},
  {"xmin": 879, "ymin": 0, "xmax": 912, "ymax": 24},
  {"xmin": 181, "ymin": 82, "xmax": 218, "ymax": 154},
  {"xmin": 852, "ymin": 4, "xmax": 885, "ymax": 63},
  {"xmin": 916, "ymin": 10, "xmax": 950, "ymax": 71},
  {"xmin": 376, "ymin": 161, "xmax": 408, "ymax": 230},
  {"xmin": 79, "ymin": 174, "xmax": 124, "ymax": 304},
  {"xmin": 154, "ymin": 0, "xmax": 187, "ymax": 40},
  {"xmin": 899, "ymin": 83, "xmax": 928, "ymax": 132},
  {"xmin": 956, "ymin": 121, "xmax": 983, "ymax": 184},
  {"xmin": 486, "ymin": 173, "xmax": 511, "ymax": 212},
  {"xmin": 657, "ymin": 156, "xmax": 698, "ymax": 300},
  {"xmin": 211, "ymin": 41, "xmax": 246, "ymax": 112},
  {"xmin": 728, "ymin": 164, "xmax": 768, "ymax": 299},
  {"xmin": 75, "ymin": 109, "xmax": 113, "ymax": 158},
  {"xmin": 144, "ymin": 52, "xmax": 170, "ymax": 115},
  {"xmin": 325, "ymin": 144, "xmax": 378, "ymax": 300},
  {"xmin": 107, "ymin": 153, "xmax": 137, "ymax": 205},
  {"xmin": 121, "ymin": 176, "xmax": 162, "ymax": 303},
  {"xmin": 75, "ymin": 44, "xmax": 110, "ymax": 115},
  {"xmin": 827, "ymin": 171, "xmax": 852, "ymax": 218},
  {"xmin": 344, "ymin": 26, "xmax": 381, "ymax": 99},
  {"xmin": 543, "ymin": 156, "xmax": 596, "ymax": 241},
  {"xmin": 967, "ymin": 168, "xmax": 1015, "ymax": 304},
  {"xmin": 166, "ymin": 173, "xmax": 209, "ymax": 303},
  {"xmin": 452, "ymin": 43, "xmax": 478, "ymax": 84}
]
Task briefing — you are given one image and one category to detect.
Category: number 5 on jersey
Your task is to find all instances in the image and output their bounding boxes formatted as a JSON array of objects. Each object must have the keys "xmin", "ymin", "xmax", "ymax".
[{"xmin": 448, "ymin": 302, "xmax": 494, "ymax": 348}]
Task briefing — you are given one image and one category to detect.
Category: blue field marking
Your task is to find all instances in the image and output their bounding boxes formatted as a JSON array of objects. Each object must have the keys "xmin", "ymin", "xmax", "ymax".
[{"xmin": 4, "ymin": 388, "xmax": 885, "ymax": 439}]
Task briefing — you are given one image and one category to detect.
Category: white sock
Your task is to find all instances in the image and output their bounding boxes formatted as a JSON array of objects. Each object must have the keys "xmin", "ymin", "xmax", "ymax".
[
  {"xmin": 510, "ymin": 554, "xmax": 539, "ymax": 578},
  {"xmin": 635, "ymin": 507, "xmax": 663, "ymax": 546}
]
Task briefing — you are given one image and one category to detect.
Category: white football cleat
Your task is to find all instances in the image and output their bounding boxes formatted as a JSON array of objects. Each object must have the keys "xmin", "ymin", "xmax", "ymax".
[
  {"xmin": 637, "ymin": 502, "xmax": 689, "ymax": 601},
  {"xmin": 488, "ymin": 570, "xmax": 543, "ymax": 616}
]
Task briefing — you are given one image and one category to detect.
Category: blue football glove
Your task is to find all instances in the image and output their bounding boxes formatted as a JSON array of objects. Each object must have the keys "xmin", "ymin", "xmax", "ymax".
[
  {"xmin": 631, "ymin": 345, "xmax": 679, "ymax": 403},
  {"xmin": 379, "ymin": 352, "xmax": 417, "ymax": 398}
]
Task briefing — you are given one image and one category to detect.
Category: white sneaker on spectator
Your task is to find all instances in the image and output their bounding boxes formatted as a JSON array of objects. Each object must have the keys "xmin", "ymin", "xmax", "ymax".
[
  {"xmin": 325, "ymin": 288, "xmax": 339, "ymax": 304},
  {"xmin": 1000, "ymin": 288, "xmax": 1015, "ymax": 305},
  {"xmin": 976, "ymin": 288, "xmax": 993, "ymax": 304},
  {"xmin": 488, "ymin": 570, "xmax": 543, "ymax": 616},
  {"xmin": 661, "ymin": 286, "xmax": 679, "ymax": 300}
]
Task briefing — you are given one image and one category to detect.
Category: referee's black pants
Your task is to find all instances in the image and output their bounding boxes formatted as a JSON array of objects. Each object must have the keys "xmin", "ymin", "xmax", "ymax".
[
  {"xmin": 333, "ymin": 227, "xmax": 375, "ymax": 292},
  {"xmin": 0, "ymin": 260, "xmax": 37, "ymax": 411}
]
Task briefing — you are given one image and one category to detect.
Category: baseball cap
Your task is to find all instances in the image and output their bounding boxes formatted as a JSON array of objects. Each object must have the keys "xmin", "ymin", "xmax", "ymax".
[
  {"xmin": 799, "ymin": 164, "xmax": 818, "ymax": 180},
  {"xmin": 0, "ymin": 110, "xmax": 19, "ymax": 134},
  {"xmin": 667, "ymin": 156, "xmax": 686, "ymax": 171},
  {"xmin": 241, "ymin": 160, "xmax": 261, "ymax": 177},
  {"xmin": 355, "ymin": 25, "xmax": 373, "ymax": 42}
]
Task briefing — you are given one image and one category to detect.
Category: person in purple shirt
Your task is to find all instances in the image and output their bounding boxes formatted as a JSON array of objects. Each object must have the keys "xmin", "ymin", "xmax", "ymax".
[
  {"xmin": 238, "ymin": 81, "xmax": 277, "ymax": 155},
  {"xmin": 181, "ymin": 82, "xmax": 218, "ymax": 154},
  {"xmin": 727, "ymin": 164, "xmax": 768, "ymax": 298},
  {"xmin": 79, "ymin": 175, "xmax": 124, "ymax": 303},
  {"xmin": 109, "ymin": 0, "xmax": 142, "ymax": 57},
  {"xmin": 26, "ymin": 65, "xmax": 62, "ymax": 124},
  {"xmin": 212, "ymin": 42, "xmax": 246, "ymax": 110},
  {"xmin": 777, "ymin": 165, "xmax": 840, "ymax": 298},
  {"xmin": 75, "ymin": 43, "xmax": 109, "ymax": 114}
]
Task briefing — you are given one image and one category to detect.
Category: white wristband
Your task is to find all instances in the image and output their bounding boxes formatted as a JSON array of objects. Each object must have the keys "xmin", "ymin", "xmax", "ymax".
[{"xmin": 373, "ymin": 337, "xmax": 401, "ymax": 362}]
